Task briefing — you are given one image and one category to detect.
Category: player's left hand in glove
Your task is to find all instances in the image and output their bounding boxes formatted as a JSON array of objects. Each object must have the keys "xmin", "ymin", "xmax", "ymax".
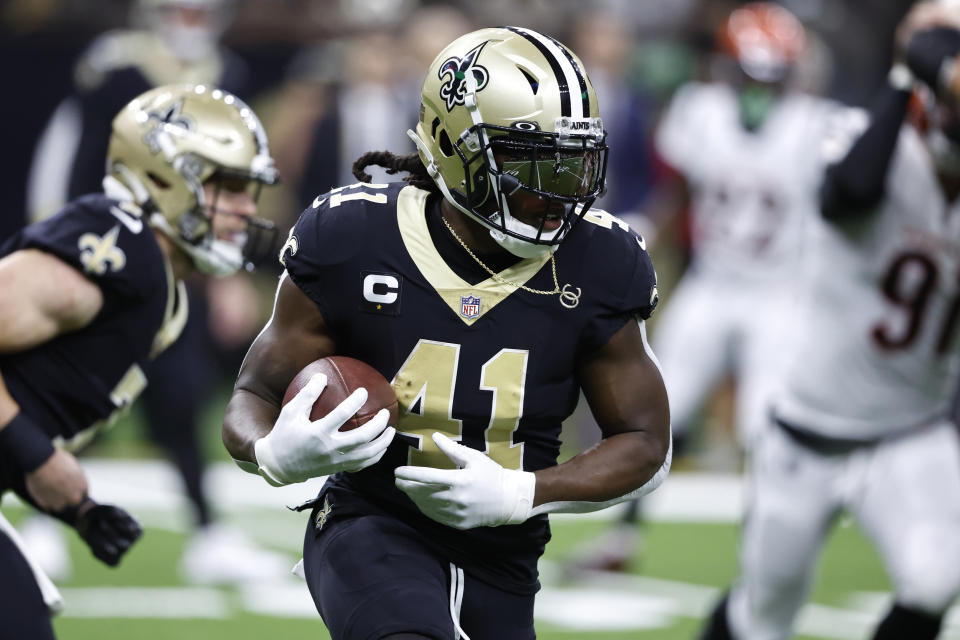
[
  {"xmin": 54, "ymin": 497, "xmax": 143, "ymax": 567},
  {"xmin": 394, "ymin": 432, "xmax": 536, "ymax": 529}
]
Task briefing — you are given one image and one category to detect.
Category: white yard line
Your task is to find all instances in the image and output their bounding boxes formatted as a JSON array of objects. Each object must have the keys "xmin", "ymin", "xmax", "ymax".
[
  {"xmin": 5, "ymin": 460, "xmax": 743, "ymax": 523},
  {"xmin": 58, "ymin": 587, "xmax": 229, "ymax": 618},
  {"xmin": 54, "ymin": 574, "xmax": 960, "ymax": 639},
  {"xmin": 536, "ymin": 567, "xmax": 960, "ymax": 639},
  {"xmin": 18, "ymin": 460, "xmax": 958, "ymax": 637}
]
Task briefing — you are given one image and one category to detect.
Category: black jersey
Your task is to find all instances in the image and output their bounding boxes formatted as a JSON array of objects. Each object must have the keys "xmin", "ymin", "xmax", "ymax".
[
  {"xmin": 283, "ymin": 182, "xmax": 658, "ymax": 593},
  {"xmin": 0, "ymin": 194, "xmax": 186, "ymax": 452}
]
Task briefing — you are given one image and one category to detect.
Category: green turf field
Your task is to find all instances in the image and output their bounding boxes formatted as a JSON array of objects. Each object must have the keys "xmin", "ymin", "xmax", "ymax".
[
  {"xmin": 7, "ymin": 491, "xmax": 940, "ymax": 640},
  {"xmin": 5, "ymin": 397, "xmax": 955, "ymax": 640}
]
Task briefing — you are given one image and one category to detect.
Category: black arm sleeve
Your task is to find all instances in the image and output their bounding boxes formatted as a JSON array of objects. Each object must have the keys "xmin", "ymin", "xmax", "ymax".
[{"xmin": 820, "ymin": 83, "xmax": 911, "ymax": 221}]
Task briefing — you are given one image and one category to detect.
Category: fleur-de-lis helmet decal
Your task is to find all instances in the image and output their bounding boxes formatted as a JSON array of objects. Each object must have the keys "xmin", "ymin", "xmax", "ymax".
[
  {"xmin": 408, "ymin": 27, "xmax": 609, "ymax": 258},
  {"xmin": 438, "ymin": 43, "xmax": 489, "ymax": 112},
  {"xmin": 142, "ymin": 99, "xmax": 194, "ymax": 156}
]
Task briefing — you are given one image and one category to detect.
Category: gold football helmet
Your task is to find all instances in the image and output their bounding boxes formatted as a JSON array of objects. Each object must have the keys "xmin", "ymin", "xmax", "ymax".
[
  {"xmin": 107, "ymin": 84, "xmax": 278, "ymax": 274},
  {"xmin": 408, "ymin": 27, "xmax": 608, "ymax": 257}
]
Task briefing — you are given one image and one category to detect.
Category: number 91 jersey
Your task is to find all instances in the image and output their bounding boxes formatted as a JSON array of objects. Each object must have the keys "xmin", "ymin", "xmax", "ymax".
[
  {"xmin": 777, "ymin": 125, "xmax": 960, "ymax": 440},
  {"xmin": 282, "ymin": 182, "xmax": 658, "ymax": 593}
]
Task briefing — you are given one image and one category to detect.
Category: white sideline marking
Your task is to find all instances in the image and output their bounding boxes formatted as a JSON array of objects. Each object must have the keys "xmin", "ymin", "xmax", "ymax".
[
  {"xmin": 14, "ymin": 461, "xmax": 959, "ymax": 637},
  {"xmin": 536, "ymin": 589, "xmax": 678, "ymax": 629},
  {"xmin": 240, "ymin": 582, "xmax": 319, "ymax": 618},
  {"xmin": 59, "ymin": 587, "xmax": 228, "ymax": 618},
  {"xmin": 53, "ymin": 578, "xmax": 960, "ymax": 639},
  {"xmin": 534, "ymin": 568, "xmax": 960, "ymax": 639},
  {"xmin": 5, "ymin": 460, "xmax": 744, "ymax": 523}
]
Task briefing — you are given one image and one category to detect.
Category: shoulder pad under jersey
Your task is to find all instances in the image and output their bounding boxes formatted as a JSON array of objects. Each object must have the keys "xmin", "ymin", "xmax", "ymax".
[
  {"xmin": 574, "ymin": 208, "xmax": 659, "ymax": 320},
  {"xmin": 14, "ymin": 194, "xmax": 163, "ymax": 301},
  {"xmin": 280, "ymin": 182, "xmax": 406, "ymax": 269}
]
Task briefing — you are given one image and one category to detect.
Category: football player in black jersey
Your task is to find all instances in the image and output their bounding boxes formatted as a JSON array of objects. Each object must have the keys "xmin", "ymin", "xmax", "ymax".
[
  {"xmin": 24, "ymin": 0, "xmax": 289, "ymax": 587},
  {"xmin": 224, "ymin": 27, "xmax": 671, "ymax": 640},
  {"xmin": 0, "ymin": 83, "xmax": 277, "ymax": 638}
]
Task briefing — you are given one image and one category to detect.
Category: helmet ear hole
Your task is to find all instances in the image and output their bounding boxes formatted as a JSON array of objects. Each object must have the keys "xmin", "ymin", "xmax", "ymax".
[
  {"xmin": 516, "ymin": 66, "xmax": 539, "ymax": 95},
  {"xmin": 438, "ymin": 129, "xmax": 454, "ymax": 157},
  {"xmin": 147, "ymin": 172, "xmax": 171, "ymax": 189}
]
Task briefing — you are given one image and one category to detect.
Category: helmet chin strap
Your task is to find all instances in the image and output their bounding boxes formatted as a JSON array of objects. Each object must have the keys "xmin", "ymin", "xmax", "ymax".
[
  {"xmin": 488, "ymin": 226, "xmax": 558, "ymax": 258},
  {"xmin": 108, "ymin": 163, "xmax": 241, "ymax": 275},
  {"xmin": 149, "ymin": 212, "xmax": 243, "ymax": 276}
]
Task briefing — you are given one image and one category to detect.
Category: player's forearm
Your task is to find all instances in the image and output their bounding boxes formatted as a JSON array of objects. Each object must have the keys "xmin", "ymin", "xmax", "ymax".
[
  {"xmin": 539, "ymin": 317, "xmax": 671, "ymax": 512},
  {"xmin": 222, "ymin": 273, "xmax": 337, "ymax": 471},
  {"xmin": 222, "ymin": 388, "xmax": 281, "ymax": 465},
  {"xmin": 531, "ymin": 429, "xmax": 670, "ymax": 508},
  {"xmin": 0, "ymin": 376, "xmax": 56, "ymax": 474},
  {"xmin": 820, "ymin": 77, "xmax": 910, "ymax": 220}
]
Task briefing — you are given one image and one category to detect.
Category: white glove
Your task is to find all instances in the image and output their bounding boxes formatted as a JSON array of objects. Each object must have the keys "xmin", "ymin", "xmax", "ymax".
[
  {"xmin": 254, "ymin": 373, "xmax": 396, "ymax": 486},
  {"xmin": 394, "ymin": 432, "xmax": 535, "ymax": 529}
]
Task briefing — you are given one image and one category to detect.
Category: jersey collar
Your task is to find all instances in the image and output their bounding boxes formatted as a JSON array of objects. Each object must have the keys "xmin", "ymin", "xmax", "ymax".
[{"xmin": 397, "ymin": 186, "xmax": 552, "ymax": 325}]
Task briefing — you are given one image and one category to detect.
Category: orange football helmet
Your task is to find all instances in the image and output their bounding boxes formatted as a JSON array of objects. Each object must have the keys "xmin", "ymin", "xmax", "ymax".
[{"xmin": 718, "ymin": 2, "xmax": 807, "ymax": 83}]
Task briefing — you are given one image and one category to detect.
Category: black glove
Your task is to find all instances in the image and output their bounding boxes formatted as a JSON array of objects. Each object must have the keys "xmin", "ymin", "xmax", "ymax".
[
  {"xmin": 55, "ymin": 498, "xmax": 143, "ymax": 567},
  {"xmin": 906, "ymin": 27, "xmax": 960, "ymax": 91}
]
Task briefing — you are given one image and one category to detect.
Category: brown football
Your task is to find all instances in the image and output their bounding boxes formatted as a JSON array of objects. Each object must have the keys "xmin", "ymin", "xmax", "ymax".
[{"xmin": 282, "ymin": 356, "xmax": 399, "ymax": 431}]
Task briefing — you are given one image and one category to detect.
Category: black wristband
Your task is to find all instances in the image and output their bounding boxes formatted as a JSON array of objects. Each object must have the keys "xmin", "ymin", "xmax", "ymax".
[
  {"xmin": 906, "ymin": 27, "xmax": 960, "ymax": 91},
  {"xmin": 52, "ymin": 496, "xmax": 95, "ymax": 527},
  {"xmin": 0, "ymin": 413, "xmax": 56, "ymax": 472}
]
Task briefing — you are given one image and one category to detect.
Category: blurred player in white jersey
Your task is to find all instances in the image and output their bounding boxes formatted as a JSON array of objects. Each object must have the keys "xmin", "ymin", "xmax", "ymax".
[
  {"xmin": 654, "ymin": 2, "xmax": 837, "ymax": 454},
  {"xmin": 701, "ymin": 3, "xmax": 960, "ymax": 639},
  {"xmin": 569, "ymin": 3, "xmax": 841, "ymax": 573}
]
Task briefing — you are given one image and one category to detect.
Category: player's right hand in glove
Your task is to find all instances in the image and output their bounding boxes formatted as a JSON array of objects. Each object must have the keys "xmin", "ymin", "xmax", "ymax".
[
  {"xmin": 55, "ymin": 497, "xmax": 143, "ymax": 567},
  {"xmin": 895, "ymin": 2, "xmax": 960, "ymax": 62},
  {"xmin": 895, "ymin": 2, "xmax": 960, "ymax": 101},
  {"xmin": 395, "ymin": 432, "xmax": 536, "ymax": 530},
  {"xmin": 253, "ymin": 373, "xmax": 395, "ymax": 486}
]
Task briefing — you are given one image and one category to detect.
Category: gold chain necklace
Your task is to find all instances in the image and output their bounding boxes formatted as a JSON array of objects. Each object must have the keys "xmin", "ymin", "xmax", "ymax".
[{"xmin": 440, "ymin": 214, "xmax": 560, "ymax": 296}]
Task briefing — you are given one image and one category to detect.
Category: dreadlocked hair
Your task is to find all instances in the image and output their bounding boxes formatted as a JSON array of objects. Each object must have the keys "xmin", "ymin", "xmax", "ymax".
[{"xmin": 352, "ymin": 151, "xmax": 439, "ymax": 193}]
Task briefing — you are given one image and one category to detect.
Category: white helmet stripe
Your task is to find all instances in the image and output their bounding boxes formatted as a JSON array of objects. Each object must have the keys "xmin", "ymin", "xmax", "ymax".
[
  {"xmin": 548, "ymin": 34, "xmax": 591, "ymax": 117},
  {"xmin": 506, "ymin": 26, "xmax": 585, "ymax": 119}
]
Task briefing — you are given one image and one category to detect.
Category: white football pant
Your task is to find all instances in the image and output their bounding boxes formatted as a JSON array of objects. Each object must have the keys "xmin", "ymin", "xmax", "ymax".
[
  {"xmin": 653, "ymin": 273, "xmax": 796, "ymax": 447},
  {"xmin": 727, "ymin": 418, "xmax": 960, "ymax": 640}
]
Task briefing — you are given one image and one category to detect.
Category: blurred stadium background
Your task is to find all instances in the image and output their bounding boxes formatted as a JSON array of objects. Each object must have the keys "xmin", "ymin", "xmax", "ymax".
[{"xmin": 4, "ymin": 0, "xmax": 957, "ymax": 638}]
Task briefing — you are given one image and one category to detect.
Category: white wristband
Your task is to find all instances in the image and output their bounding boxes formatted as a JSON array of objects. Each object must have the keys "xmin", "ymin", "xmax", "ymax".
[
  {"xmin": 503, "ymin": 469, "xmax": 536, "ymax": 525},
  {"xmin": 530, "ymin": 436, "xmax": 673, "ymax": 517},
  {"xmin": 232, "ymin": 457, "xmax": 259, "ymax": 475},
  {"xmin": 253, "ymin": 437, "xmax": 292, "ymax": 487}
]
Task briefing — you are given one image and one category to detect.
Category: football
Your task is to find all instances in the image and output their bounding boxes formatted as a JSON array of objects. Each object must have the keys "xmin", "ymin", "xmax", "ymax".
[{"xmin": 282, "ymin": 356, "xmax": 399, "ymax": 431}]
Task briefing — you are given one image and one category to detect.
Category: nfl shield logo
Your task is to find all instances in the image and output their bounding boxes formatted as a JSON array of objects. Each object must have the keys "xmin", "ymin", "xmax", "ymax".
[{"xmin": 460, "ymin": 294, "xmax": 481, "ymax": 318}]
